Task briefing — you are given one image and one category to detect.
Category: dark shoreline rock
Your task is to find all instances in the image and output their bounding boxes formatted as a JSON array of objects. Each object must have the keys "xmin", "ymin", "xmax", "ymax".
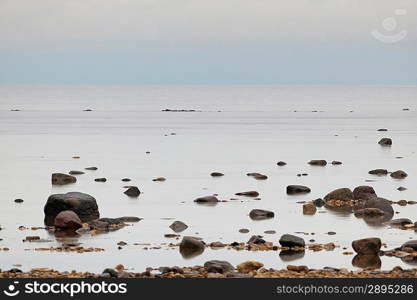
[
  {"xmin": 352, "ymin": 238, "xmax": 381, "ymax": 255},
  {"xmin": 279, "ymin": 234, "xmax": 305, "ymax": 248},
  {"xmin": 249, "ymin": 209, "xmax": 274, "ymax": 220},
  {"xmin": 124, "ymin": 186, "xmax": 141, "ymax": 197},
  {"xmin": 378, "ymin": 138, "xmax": 392, "ymax": 146}
]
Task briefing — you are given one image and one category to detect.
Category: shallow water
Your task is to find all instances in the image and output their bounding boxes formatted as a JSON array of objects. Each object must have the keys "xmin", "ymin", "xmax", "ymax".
[{"xmin": 0, "ymin": 85, "xmax": 416, "ymax": 273}]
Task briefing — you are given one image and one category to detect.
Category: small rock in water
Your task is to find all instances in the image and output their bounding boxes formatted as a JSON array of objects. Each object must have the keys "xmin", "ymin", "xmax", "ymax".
[
  {"xmin": 377, "ymin": 128, "xmax": 388, "ymax": 132},
  {"xmin": 308, "ymin": 160, "xmax": 327, "ymax": 166},
  {"xmin": 397, "ymin": 187, "xmax": 407, "ymax": 191},
  {"xmin": 352, "ymin": 238, "xmax": 381, "ymax": 255},
  {"xmin": 152, "ymin": 177, "xmax": 166, "ymax": 182},
  {"xmin": 249, "ymin": 209, "xmax": 274, "ymax": 220},
  {"xmin": 14, "ymin": 199, "xmax": 24, "ymax": 203},
  {"xmin": 287, "ymin": 185, "xmax": 311, "ymax": 195},
  {"xmin": 246, "ymin": 172, "xmax": 268, "ymax": 180},
  {"xmin": 121, "ymin": 178, "xmax": 131, "ymax": 182},
  {"xmin": 94, "ymin": 178, "xmax": 107, "ymax": 182},
  {"xmin": 124, "ymin": 186, "xmax": 141, "ymax": 197},
  {"xmin": 264, "ymin": 230, "xmax": 276, "ymax": 234},
  {"xmin": 69, "ymin": 170, "xmax": 85, "ymax": 175},
  {"xmin": 117, "ymin": 216, "xmax": 142, "ymax": 222},
  {"xmin": 277, "ymin": 161, "xmax": 287, "ymax": 166},
  {"xmin": 396, "ymin": 200, "xmax": 408, "ymax": 206},
  {"xmin": 51, "ymin": 173, "xmax": 77, "ymax": 185},
  {"xmin": 169, "ymin": 221, "xmax": 188, "ymax": 233},
  {"xmin": 313, "ymin": 198, "xmax": 325, "ymax": 207},
  {"xmin": 390, "ymin": 170, "xmax": 408, "ymax": 179},
  {"xmin": 354, "ymin": 208, "xmax": 385, "ymax": 217},
  {"xmin": 378, "ymin": 138, "xmax": 392, "ymax": 146},
  {"xmin": 401, "ymin": 240, "xmax": 417, "ymax": 251},
  {"xmin": 210, "ymin": 172, "xmax": 224, "ymax": 177},
  {"xmin": 235, "ymin": 191, "xmax": 259, "ymax": 197},
  {"xmin": 389, "ymin": 218, "xmax": 412, "ymax": 226},
  {"xmin": 194, "ymin": 196, "xmax": 219, "ymax": 203},
  {"xmin": 279, "ymin": 234, "xmax": 305, "ymax": 248},
  {"xmin": 368, "ymin": 169, "xmax": 388, "ymax": 176},
  {"xmin": 239, "ymin": 228, "xmax": 250, "ymax": 233},
  {"xmin": 85, "ymin": 167, "xmax": 98, "ymax": 170},
  {"xmin": 327, "ymin": 231, "xmax": 336, "ymax": 235},
  {"xmin": 303, "ymin": 203, "xmax": 317, "ymax": 215},
  {"xmin": 331, "ymin": 161, "xmax": 342, "ymax": 165},
  {"xmin": 324, "ymin": 188, "xmax": 353, "ymax": 202}
]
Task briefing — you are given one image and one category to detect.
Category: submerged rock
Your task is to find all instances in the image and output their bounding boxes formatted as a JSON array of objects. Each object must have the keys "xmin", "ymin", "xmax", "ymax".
[
  {"xmin": 287, "ymin": 185, "xmax": 311, "ymax": 195},
  {"xmin": 54, "ymin": 210, "xmax": 82, "ymax": 230},
  {"xmin": 352, "ymin": 238, "xmax": 381, "ymax": 255},
  {"xmin": 51, "ymin": 173, "xmax": 77, "ymax": 185},
  {"xmin": 279, "ymin": 234, "xmax": 305, "ymax": 248},
  {"xmin": 354, "ymin": 208, "xmax": 385, "ymax": 217},
  {"xmin": 44, "ymin": 192, "xmax": 99, "ymax": 226},
  {"xmin": 249, "ymin": 209, "xmax": 274, "ymax": 220}
]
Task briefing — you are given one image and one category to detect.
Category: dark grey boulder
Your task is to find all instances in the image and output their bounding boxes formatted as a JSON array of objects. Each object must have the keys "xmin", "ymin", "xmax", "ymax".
[
  {"xmin": 287, "ymin": 185, "xmax": 311, "ymax": 195},
  {"xmin": 279, "ymin": 234, "xmax": 305, "ymax": 248},
  {"xmin": 249, "ymin": 209, "xmax": 274, "ymax": 220},
  {"xmin": 44, "ymin": 192, "xmax": 99, "ymax": 226},
  {"xmin": 204, "ymin": 260, "xmax": 234, "ymax": 274},
  {"xmin": 51, "ymin": 173, "xmax": 76, "ymax": 185},
  {"xmin": 124, "ymin": 186, "xmax": 141, "ymax": 197}
]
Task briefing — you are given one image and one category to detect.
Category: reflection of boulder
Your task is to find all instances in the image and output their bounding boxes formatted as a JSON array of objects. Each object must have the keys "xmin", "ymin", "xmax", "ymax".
[
  {"xmin": 279, "ymin": 250, "xmax": 305, "ymax": 262},
  {"xmin": 352, "ymin": 255, "xmax": 381, "ymax": 269},
  {"xmin": 53, "ymin": 230, "xmax": 81, "ymax": 246}
]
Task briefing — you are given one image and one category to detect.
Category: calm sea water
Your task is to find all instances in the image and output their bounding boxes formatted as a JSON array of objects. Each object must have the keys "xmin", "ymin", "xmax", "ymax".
[{"xmin": 0, "ymin": 85, "xmax": 416, "ymax": 272}]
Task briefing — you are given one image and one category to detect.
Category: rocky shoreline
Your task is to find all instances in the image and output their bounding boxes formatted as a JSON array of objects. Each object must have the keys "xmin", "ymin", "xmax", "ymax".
[{"xmin": 1, "ymin": 265, "xmax": 417, "ymax": 278}]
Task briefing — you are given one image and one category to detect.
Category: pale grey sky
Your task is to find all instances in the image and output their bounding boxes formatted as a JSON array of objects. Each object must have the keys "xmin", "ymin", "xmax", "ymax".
[{"xmin": 0, "ymin": 0, "xmax": 416, "ymax": 84}]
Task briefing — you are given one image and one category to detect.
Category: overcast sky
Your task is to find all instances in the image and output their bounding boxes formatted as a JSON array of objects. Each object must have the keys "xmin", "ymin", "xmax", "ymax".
[{"xmin": 0, "ymin": 0, "xmax": 416, "ymax": 84}]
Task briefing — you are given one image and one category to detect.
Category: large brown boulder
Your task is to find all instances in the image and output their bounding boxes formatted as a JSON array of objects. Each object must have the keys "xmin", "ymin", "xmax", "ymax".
[
  {"xmin": 353, "ymin": 186, "xmax": 377, "ymax": 200},
  {"xmin": 51, "ymin": 173, "xmax": 76, "ymax": 185},
  {"xmin": 324, "ymin": 188, "xmax": 354, "ymax": 202},
  {"xmin": 44, "ymin": 192, "xmax": 99, "ymax": 226},
  {"xmin": 352, "ymin": 238, "xmax": 381, "ymax": 255},
  {"xmin": 54, "ymin": 210, "xmax": 82, "ymax": 230}
]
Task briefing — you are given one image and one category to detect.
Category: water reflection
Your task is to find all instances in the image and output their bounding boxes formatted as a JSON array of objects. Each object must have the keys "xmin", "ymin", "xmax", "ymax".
[
  {"xmin": 352, "ymin": 255, "xmax": 382, "ymax": 269},
  {"xmin": 179, "ymin": 246, "xmax": 205, "ymax": 259},
  {"xmin": 279, "ymin": 250, "xmax": 305, "ymax": 262}
]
